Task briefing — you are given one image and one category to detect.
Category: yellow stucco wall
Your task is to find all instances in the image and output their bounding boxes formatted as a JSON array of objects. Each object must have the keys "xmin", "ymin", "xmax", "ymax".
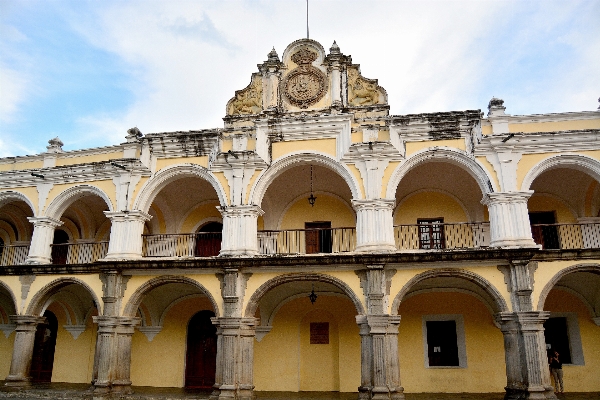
[
  {"xmin": 405, "ymin": 139, "xmax": 465, "ymax": 157},
  {"xmin": 0, "ymin": 330, "xmax": 14, "ymax": 379},
  {"xmin": 155, "ymin": 157, "xmax": 209, "ymax": 172},
  {"xmin": 509, "ymin": 119, "xmax": 600, "ymax": 133},
  {"xmin": 254, "ymin": 295, "xmax": 360, "ymax": 392},
  {"xmin": 271, "ymin": 139, "xmax": 337, "ymax": 161},
  {"xmin": 0, "ymin": 160, "xmax": 44, "ymax": 172},
  {"xmin": 528, "ymin": 195, "xmax": 577, "ymax": 223},
  {"xmin": 44, "ymin": 181, "xmax": 117, "ymax": 215},
  {"xmin": 130, "ymin": 296, "xmax": 214, "ymax": 387},
  {"xmin": 55, "ymin": 152, "xmax": 123, "ymax": 167},
  {"xmin": 280, "ymin": 194, "xmax": 355, "ymax": 229},
  {"xmin": 180, "ymin": 201, "xmax": 222, "ymax": 232},
  {"xmin": 398, "ymin": 291, "xmax": 506, "ymax": 393},
  {"xmin": 47, "ymin": 303, "xmax": 97, "ymax": 383},
  {"xmin": 394, "ymin": 191, "xmax": 468, "ymax": 224},
  {"xmin": 544, "ymin": 289, "xmax": 600, "ymax": 392}
]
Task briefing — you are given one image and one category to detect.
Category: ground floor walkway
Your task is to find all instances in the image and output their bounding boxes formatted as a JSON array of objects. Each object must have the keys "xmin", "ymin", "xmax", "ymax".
[{"xmin": 0, "ymin": 383, "xmax": 598, "ymax": 400}]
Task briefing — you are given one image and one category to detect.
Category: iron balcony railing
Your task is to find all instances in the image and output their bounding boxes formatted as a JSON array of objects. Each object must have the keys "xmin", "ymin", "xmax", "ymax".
[
  {"xmin": 257, "ymin": 227, "xmax": 356, "ymax": 255},
  {"xmin": 50, "ymin": 242, "xmax": 109, "ymax": 265},
  {"xmin": 142, "ymin": 233, "xmax": 222, "ymax": 257},
  {"xmin": 0, "ymin": 244, "xmax": 30, "ymax": 266},
  {"xmin": 394, "ymin": 222, "xmax": 490, "ymax": 250},
  {"xmin": 530, "ymin": 223, "xmax": 600, "ymax": 250}
]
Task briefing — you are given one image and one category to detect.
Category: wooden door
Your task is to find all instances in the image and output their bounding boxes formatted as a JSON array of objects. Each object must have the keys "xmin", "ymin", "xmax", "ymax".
[
  {"xmin": 305, "ymin": 222, "xmax": 331, "ymax": 254},
  {"xmin": 30, "ymin": 311, "xmax": 58, "ymax": 383},
  {"xmin": 529, "ymin": 212, "xmax": 559, "ymax": 249},
  {"xmin": 195, "ymin": 222, "xmax": 222, "ymax": 257},
  {"xmin": 185, "ymin": 310, "xmax": 217, "ymax": 388}
]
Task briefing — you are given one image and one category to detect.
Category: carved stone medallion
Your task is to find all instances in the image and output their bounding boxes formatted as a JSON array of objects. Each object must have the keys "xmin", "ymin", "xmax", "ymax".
[{"xmin": 282, "ymin": 48, "xmax": 327, "ymax": 108}]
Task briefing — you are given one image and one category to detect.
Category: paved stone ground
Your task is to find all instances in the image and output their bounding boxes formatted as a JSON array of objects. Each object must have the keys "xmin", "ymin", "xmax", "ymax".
[{"xmin": 0, "ymin": 383, "xmax": 598, "ymax": 400}]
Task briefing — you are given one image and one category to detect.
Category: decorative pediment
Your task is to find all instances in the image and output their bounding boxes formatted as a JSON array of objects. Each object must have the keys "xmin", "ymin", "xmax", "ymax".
[
  {"xmin": 347, "ymin": 66, "xmax": 387, "ymax": 107},
  {"xmin": 226, "ymin": 74, "xmax": 263, "ymax": 116}
]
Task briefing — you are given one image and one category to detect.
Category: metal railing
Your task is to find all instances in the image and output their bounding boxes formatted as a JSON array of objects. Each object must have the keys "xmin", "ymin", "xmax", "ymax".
[
  {"xmin": 0, "ymin": 245, "xmax": 30, "ymax": 266},
  {"xmin": 142, "ymin": 233, "xmax": 222, "ymax": 257},
  {"xmin": 531, "ymin": 223, "xmax": 600, "ymax": 250},
  {"xmin": 394, "ymin": 222, "xmax": 490, "ymax": 250},
  {"xmin": 257, "ymin": 227, "xmax": 356, "ymax": 255},
  {"xmin": 50, "ymin": 242, "xmax": 109, "ymax": 264}
]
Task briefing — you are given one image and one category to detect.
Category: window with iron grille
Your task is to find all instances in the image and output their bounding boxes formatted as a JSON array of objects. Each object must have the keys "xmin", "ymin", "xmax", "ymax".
[{"xmin": 418, "ymin": 218, "xmax": 445, "ymax": 249}]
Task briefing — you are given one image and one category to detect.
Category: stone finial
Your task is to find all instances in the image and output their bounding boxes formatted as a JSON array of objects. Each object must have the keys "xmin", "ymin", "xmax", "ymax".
[
  {"xmin": 126, "ymin": 127, "xmax": 143, "ymax": 142},
  {"xmin": 267, "ymin": 47, "xmax": 280, "ymax": 62},
  {"xmin": 329, "ymin": 40, "xmax": 341, "ymax": 55},
  {"xmin": 487, "ymin": 97, "xmax": 506, "ymax": 116},
  {"xmin": 597, "ymin": 97, "xmax": 600, "ymax": 110},
  {"xmin": 46, "ymin": 137, "xmax": 64, "ymax": 153}
]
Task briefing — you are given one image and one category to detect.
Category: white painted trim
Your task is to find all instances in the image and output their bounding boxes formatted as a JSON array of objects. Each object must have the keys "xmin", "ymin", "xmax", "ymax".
[
  {"xmin": 521, "ymin": 154, "xmax": 600, "ymax": 191},
  {"xmin": 422, "ymin": 314, "xmax": 467, "ymax": 369}
]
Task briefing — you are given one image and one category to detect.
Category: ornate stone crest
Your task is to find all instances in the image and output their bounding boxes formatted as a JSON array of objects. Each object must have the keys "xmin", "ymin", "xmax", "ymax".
[{"xmin": 281, "ymin": 48, "xmax": 327, "ymax": 108}]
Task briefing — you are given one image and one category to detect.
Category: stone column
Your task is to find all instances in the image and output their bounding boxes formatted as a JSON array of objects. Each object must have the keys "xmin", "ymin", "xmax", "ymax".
[
  {"xmin": 4, "ymin": 315, "xmax": 46, "ymax": 387},
  {"xmin": 496, "ymin": 312, "xmax": 556, "ymax": 400},
  {"xmin": 482, "ymin": 191, "xmax": 537, "ymax": 248},
  {"xmin": 92, "ymin": 316, "xmax": 140, "ymax": 395},
  {"xmin": 355, "ymin": 315, "xmax": 404, "ymax": 400},
  {"xmin": 103, "ymin": 210, "xmax": 151, "ymax": 260},
  {"xmin": 25, "ymin": 217, "xmax": 63, "ymax": 264},
  {"xmin": 218, "ymin": 205, "xmax": 264, "ymax": 256},
  {"xmin": 352, "ymin": 199, "xmax": 396, "ymax": 252}
]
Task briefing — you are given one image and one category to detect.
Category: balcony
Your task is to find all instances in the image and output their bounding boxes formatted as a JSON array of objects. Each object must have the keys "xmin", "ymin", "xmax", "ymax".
[
  {"xmin": 0, "ymin": 244, "xmax": 30, "ymax": 266},
  {"xmin": 394, "ymin": 222, "xmax": 490, "ymax": 250},
  {"xmin": 257, "ymin": 227, "xmax": 356, "ymax": 255},
  {"xmin": 531, "ymin": 223, "xmax": 600, "ymax": 250},
  {"xmin": 50, "ymin": 242, "xmax": 109, "ymax": 265},
  {"xmin": 142, "ymin": 233, "xmax": 222, "ymax": 258}
]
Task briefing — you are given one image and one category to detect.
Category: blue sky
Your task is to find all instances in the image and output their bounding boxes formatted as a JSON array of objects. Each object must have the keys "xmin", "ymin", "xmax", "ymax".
[{"xmin": 1, "ymin": 0, "xmax": 599, "ymax": 157}]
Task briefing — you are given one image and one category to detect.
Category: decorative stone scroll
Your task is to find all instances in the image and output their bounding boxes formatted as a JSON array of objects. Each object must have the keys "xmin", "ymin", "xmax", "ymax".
[
  {"xmin": 281, "ymin": 48, "xmax": 327, "ymax": 108},
  {"xmin": 227, "ymin": 76, "xmax": 263, "ymax": 115},
  {"xmin": 347, "ymin": 67, "xmax": 386, "ymax": 107}
]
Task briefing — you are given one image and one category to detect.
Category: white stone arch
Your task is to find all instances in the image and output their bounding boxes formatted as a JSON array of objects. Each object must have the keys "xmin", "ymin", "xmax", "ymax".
[
  {"xmin": 521, "ymin": 154, "xmax": 600, "ymax": 191},
  {"xmin": 0, "ymin": 280, "xmax": 18, "ymax": 322},
  {"xmin": 133, "ymin": 164, "xmax": 227, "ymax": 213},
  {"xmin": 385, "ymin": 147, "xmax": 496, "ymax": 199},
  {"xmin": 45, "ymin": 185, "xmax": 114, "ymax": 221},
  {"xmin": 250, "ymin": 152, "xmax": 362, "ymax": 207},
  {"xmin": 0, "ymin": 190, "xmax": 37, "ymax": 217}
]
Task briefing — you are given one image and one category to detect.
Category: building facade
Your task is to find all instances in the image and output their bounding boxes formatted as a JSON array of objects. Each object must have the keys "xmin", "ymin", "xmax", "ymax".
[{"xmin": 0, "ymin": 38, "xmax": 599, "ymax": 400}]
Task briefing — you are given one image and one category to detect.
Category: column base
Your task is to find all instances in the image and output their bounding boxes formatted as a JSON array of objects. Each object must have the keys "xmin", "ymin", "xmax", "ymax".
[
  {"xmin": 218, "ymin": 249, "xmax": 258, "ymax": 257},
  {"xmin": 4, "ymin": 375, "xmax": 31, "ymax": 387},
  {"xmin": 354, "ymin": 243, "xmax": 397, "ymax": 253},
  {"xmin": 490, "ymin": 238, "xmax": 540, "ymax": 248},
  {"xmin": 504, "ymin": 387, "xmax": 557, "ymax": 400}
]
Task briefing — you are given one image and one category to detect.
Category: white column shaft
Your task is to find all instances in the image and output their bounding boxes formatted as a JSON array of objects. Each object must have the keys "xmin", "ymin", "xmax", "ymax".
[{"xmin": 103, "ymin": 211, "xmax": 151, "ymax": 260}]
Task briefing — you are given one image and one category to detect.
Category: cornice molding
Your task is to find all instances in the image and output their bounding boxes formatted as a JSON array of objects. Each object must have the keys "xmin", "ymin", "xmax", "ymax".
[{"xmin": 475, "ymin": 129, "xmax": 600, "ymax": 155}]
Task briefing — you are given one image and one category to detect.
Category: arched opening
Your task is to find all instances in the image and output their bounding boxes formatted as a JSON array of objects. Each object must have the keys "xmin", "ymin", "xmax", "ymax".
[
  {"xmin": 393, "ymin": 161, "xmax": 489, "ymax": 250},
  {"xmin": 26, "ymin": 279, "xmax": 100, "ymax": 384},
  {"xmin": 142, "ymin": 176, "xmax": 222, "ymax": 258},
  {"xmin": 30, "ymin": 310, "xmax": 58, "ymax": 383},
  {"xmin": 126, "ymin": 277, "xmax": 219, "ymax": 388},
  {"xmin": 248, "ymin": 274, "xmax": 364, "ymax": 393},
  {"xmin": 47, "ymin": 189, "xmax": 112, "ymax": 264},
  {"xmin": 0, "ymin": 196, "xmax": 34, "ymax": 266},
  {"xmin": 258, "ymin": 162, "xmax": 356, "ymax": 255},
  {"xmin": 528, "ymin": 167, "xmax": 600, "ymax": 250},
  {"xmin": 538, "ymin": 265, "xmax": 600, "ymax": 391},
  {"xmin": 185, "ymin": 310, "xmax": 217, "ymax": 388},
  {"xmin": 393, "ymin": 270, "xmax": 507, "ymax": 393}
]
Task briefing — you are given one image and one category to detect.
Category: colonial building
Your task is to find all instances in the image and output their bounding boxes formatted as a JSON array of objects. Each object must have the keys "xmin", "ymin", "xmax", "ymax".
[{"xmin": 0, "ymin": 38, "xmax": 599, "ymax": 400}]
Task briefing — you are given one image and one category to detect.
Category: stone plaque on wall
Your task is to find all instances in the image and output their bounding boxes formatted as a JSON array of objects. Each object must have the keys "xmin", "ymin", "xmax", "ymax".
[{"xmin": 310, "ymin": 322, "xmax": 329, "ymax": 344}]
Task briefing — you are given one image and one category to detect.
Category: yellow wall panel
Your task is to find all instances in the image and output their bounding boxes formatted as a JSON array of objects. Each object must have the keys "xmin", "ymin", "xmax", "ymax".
[
  {"xmin": 405, "ymin": 139, "xmax": 465, "ymax": 157},
  {"xmin": 280, "ymin": 194, "xmax": 355, "ymax": 230},
  {"xmin": 272, "ymin": 139, "xmax": 337, "ymax": 161},
  {"xmin": 56, "ymin": 152, "xmax": 123, "ymax": 167},
  {"xmin": 155, "ymin": 157, "xmax": 209, "ymax": 172},
  {"xmin": 509, "ymin": 119, "xmax": 600, "ymax": 133},
  {"xmin": 394, "ymin": 191, "xmax": 468, "ymax": 224}
]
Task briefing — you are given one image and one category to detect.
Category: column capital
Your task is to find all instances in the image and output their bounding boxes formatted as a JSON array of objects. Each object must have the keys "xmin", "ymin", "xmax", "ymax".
[
  {"xmin": 218, "ymin": 204, "xmax": 264, "ymax": 217},
  {"xmin": 9, "ymin": 315, "xmax": 46, "ymax": 330},
  {"xmin": 481, "ymin": 190, "xmax": 534, "ymax": 205},
  {"xmin": 351, "ymin": 198, "xmax": 396, "ymax": 211},
  {"xmin": 103, "ymin": 210, "xmax": 151, "ymax": 222},
  {"xmin": 26, "ymin": 216, "xmax": 63, "ymax": 228},
  {"xmin": 93, "ymin": 316, "xmax": 140, "ymax": 331}
]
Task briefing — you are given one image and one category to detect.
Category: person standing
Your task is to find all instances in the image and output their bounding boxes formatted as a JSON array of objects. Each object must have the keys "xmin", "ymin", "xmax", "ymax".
[{"xmin": 549, "ymin": 351, "xmax": 564, "ymax": 393}]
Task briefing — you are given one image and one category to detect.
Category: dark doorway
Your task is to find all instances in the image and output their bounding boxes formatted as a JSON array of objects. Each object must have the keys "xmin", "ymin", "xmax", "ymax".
[
  {"xmin": 426, "ymin": 320, "xmax": 459, "ymax": 367},
  {"xmin": 418, "ymin": 218, "xmax": 445, "ymax": 249},
  {"xmin": 305, "ymin": 221, "xmax": 332, "ymax": 254},
  {"xmin": 185, "ymin": 310, "xmax": 217, "ymax": 388},
  {"xmin": 51, "ymin": 230, "xmax": 69, "ymax": 264},
  {"xmin": 529, "ymin": 212, "xmax": 559, "ymax": 249},
  {"xmin": 544, "ymin": 317, "xmax": 572, "ymax": 364},
  {"xmin": 195, "ymin": 222, "xmax": 222, "ymax": 257},
  {"xmin": 30, "ymin": 310, "xmax": 58, "ymax": 382}
]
